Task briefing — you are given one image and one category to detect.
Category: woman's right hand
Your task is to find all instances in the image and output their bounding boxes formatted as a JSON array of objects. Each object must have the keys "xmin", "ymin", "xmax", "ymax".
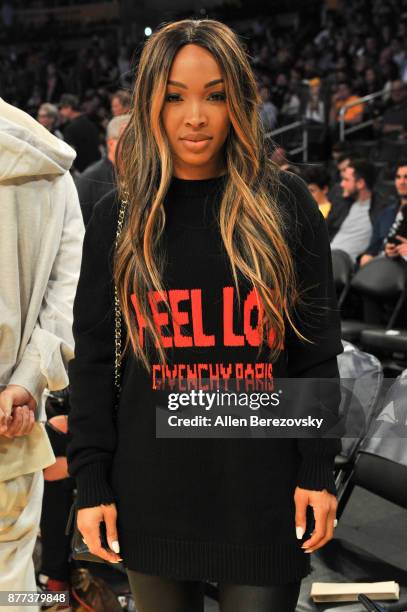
[{"xmin": 77, "ymin": 503, "xmax": 123, "ymax": 564}]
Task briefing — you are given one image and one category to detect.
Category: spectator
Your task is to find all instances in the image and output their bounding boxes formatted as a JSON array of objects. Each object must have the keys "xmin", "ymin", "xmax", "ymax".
[
  {"xmin": 304, "ymin": 78, "xmax": 326, "ymax": 124},
  {"xmin": 330, "ymin": 159, "xmax": 386, "ymax": 261},
  {"xmin": 329, "ymin": 80, "xmax": 364, "ymax": 127},
  {"xmin": 335, "ymin": 152, "xmax": 353, "ymax": 179},
  {"xmin": 383, "ymin": 162, "xmax": 407, "ymax": 260},
  {"xmin": 271, "ymin": 72, "xmax": 289, "ymax": 110},
  {"xmin": 381, "ymin": 80, "xmax": 407, "ymax": 139},
  {"xmin": 390, "ymin": 37, "xmax": 406, "ymax": 70},
  {"xmin": 26, "ymin": 85, "xmax": 42, "ymax": 114},
  {"xmin": 117, "ymin": 46, "xmax": 132, "ymax": 88},
  {"xmin": 359, "ymin": 162, "xmax": 407, "ymax": 266},
  {"xmin": 380, "ymin": 59, "xmax": 401, "ymax": 100},
  {"xmin": 0, "ymin": 97, "xmax": 84, "ymax": 609},
  {"xmin": 360, "ymin": 162, "xmax": 407, "ymax": 325},
  {"xmin": 302, "ymin": 165, "xmax": 332, "ymax": 218},
  {"xmin": 326, "ymin": 151, "xmax": 356, "ymax": 238},
  {"xmin": 59, "ymin": 93, "xmax": 101, "ymax": 173},
  {"xmin": 111, "ymin": 89, "xmax": 131, "ymax": 116},
  {"xmin": 280, "ymin": 83, "xmax": 301, "ymax": 120},
  {"xmin": 258, "ymin": 85, "xmax": 278, "ymax": 131},
  {"xmin": 363, "ymin": 67, "xmax": 384, "ymax": 96},
  {"xmin": 37, "ymin": 103, "xmax": 64, "ymax": 139},
  {"xmin": 76, "ymin": 113, "xmax": 130, "ymax": 225},
  {"xmin": 44, "ymin": 63, "xmax": 65, "ymax": 104},
  {"xmin": 331, "ymin": 141, "xmax": 354, "ymax": 164}
]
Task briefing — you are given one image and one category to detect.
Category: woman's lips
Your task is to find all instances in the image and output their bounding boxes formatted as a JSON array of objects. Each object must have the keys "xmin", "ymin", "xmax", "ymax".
[{"xmin": 181, "ymin": 138, "xmax": 212, "ymax": 152}]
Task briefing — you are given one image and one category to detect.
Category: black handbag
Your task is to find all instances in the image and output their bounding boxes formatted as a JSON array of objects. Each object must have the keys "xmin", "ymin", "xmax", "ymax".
[{"xmin": 65, "ymin": 197, "xmax": 127, "ymax": 566}]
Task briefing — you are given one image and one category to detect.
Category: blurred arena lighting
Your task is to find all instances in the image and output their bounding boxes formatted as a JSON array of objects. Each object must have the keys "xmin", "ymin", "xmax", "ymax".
[{"xmin": 144, "ymin": 27, "xmax": 152, "ymax": 36}]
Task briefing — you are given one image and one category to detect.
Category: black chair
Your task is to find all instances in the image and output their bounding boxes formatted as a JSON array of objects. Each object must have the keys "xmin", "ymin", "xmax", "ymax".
[
  {"xmin": 374, "ymin": 139, "xmax": 407, "ymax": 165},
  {"xmin": 360, "ymin": 328, "xmax": 407, "ymax": 375},
  {"xmin": 331, "ymin": 250, "xmax": 354, "ymax": 310},
  {"xmin": 334, "ymin": 341, "xmax": 383, "ymax": 477},
  {"xmin": 341, "ymin": 258, "xmax": 407, "ymax": 344},
  {"xmin": 297, "ymin": 370, "xmax": 407, "ymax": 612}
]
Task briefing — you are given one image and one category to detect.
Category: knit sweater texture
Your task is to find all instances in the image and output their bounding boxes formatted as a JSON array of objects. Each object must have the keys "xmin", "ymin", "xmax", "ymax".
[{"xmin": 67, "ymin": 170, "xmax": 343, "ymax": 586}]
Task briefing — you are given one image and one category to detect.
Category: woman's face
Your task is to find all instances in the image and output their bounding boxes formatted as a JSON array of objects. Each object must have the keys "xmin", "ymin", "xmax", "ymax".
[{"xmin": 161, "ymin": 44, "xmax": 230, "ymax": 180}]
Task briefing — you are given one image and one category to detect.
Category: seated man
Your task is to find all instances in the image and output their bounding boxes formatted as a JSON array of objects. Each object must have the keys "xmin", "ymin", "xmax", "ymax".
[
  {"xmin": 382, "ymin": 163, "xmax": 407, "ymax": 261},
  {"xmin": 329, "ymin": 80, "xmax": 364, "ymax": 128},
  {"xmin": 330, "ymin": 159, "xmax": 386, "ymax": 262},
  {"xmin": 326, "ymin": 152, "xmax": 355, "ymax": 240},
  {"xmin": 359, "ymin": 162, "xmax": 407, "ymax": 266}
]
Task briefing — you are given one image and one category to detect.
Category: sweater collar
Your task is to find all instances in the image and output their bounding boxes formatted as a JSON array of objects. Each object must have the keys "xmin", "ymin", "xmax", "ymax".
[{"xmin": 168, "ymin": 173, "xmax": 228, "ymax": 199}]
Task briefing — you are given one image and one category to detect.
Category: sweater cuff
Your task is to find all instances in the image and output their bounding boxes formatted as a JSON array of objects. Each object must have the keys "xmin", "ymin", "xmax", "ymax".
[
  {"xmin": 74, "ymin": 463, "xmax": 116, "ymax": 509},
  {"xmin": 296, "ymin": 457, "xmax": 337, "ymax": 496},
  {"xmin": 8, "ymin": 355, "xmax": 48, "ymax": 407}
]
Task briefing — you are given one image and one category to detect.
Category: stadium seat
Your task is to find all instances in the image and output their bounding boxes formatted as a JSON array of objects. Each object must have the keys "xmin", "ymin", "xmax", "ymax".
[
  {"xmin": 341, "ymin": 257, "xmax": 407, "ymax": 343},
  {"xmin": 334, "ymin": 341, "xmax": 383, "ymax": 473},
  {"xmin": 297, "ymin": 370, "xmax": 407, "ymax": 612},
  {"xmin": 360, "ymin": 328, "xmax": 407, "ymax": 374},
  {"xmin": 374, "ymin": 139, "xmax": 407, "ymax": 164},
  {"xmin": 331, "ymin": 249, "xmax": 354, "ymax": 309}
]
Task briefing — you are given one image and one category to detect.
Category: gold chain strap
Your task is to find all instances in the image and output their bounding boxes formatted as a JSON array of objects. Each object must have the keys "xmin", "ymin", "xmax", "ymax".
[{"xmin": 113, "ymin": 197, "xmax": 128, "ymax": 408}]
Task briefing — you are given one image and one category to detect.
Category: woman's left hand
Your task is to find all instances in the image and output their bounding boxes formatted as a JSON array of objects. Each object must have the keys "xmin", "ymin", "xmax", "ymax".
[{"xmin": 294, "ymin": 486, "xmax": 337, "ymax": 553}]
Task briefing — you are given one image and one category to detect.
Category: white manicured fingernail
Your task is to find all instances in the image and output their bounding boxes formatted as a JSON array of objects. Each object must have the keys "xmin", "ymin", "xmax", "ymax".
[
  {"xmin": 296, "ymin": 527, "xmax": 304, "ymax": 540},
  {"xmin": 334, "ymin": 519, "xmax": 338, "ymax": 528},
  {"xmin": 111, "ymin": 540, "xmax": 120, "ymax": 553}
]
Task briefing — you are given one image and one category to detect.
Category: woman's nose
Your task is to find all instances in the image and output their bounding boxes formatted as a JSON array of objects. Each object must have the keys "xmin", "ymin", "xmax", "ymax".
[{"xmin": 185, "ymin": 102, "xmax": 207, "ymax": 126}]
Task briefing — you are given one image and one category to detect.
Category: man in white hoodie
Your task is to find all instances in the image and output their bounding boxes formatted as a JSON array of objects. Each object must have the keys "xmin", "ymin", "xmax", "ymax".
[{"xmin": 0, "ymin": 98, "xmax": 84, "ymax": 612}]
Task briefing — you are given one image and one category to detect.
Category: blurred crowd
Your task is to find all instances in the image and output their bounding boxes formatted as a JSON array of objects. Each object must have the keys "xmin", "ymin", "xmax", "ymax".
[
  {"xmin": 0, "ymin": 0, "xmax": 406, "ymax": 171},
  {"xmin": 0, "ymin": 0, "xmax": 406, "ymax": 285}
]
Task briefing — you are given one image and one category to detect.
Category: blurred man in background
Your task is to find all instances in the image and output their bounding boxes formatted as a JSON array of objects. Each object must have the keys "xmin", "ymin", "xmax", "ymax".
[
  {"xmin": 110, "ymin": 90, "xmax": 131, "ymax": 116},
  {"xmin": 359, "ymin": 162, "xmax": 407, "ymax": 266},
  {"xmin": 59, "ymin": 93, "xmax": 101, "ymax": 174},
  {"xmin": 76, "ymin": 113, "xmax": 130, "ymax": 225},
  {"xmin": 37, "ymin": 103, "xmax": 64, "ymax": 139},
  {"xmin": 329, "ymin": 80, "xmax": 364, "ymax": 129}
]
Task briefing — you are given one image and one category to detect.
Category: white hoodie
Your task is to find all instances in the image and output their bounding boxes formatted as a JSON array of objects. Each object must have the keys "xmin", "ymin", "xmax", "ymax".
[{"xmin": 0, "ymin": 98, "xmax": 85, "ymax": 481}]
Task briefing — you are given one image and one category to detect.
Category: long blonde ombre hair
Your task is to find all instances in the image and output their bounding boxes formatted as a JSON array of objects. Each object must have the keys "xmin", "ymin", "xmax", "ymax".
[{"xmin": 115, "ymin": 18, "xmax": 306, "ymax": 371}]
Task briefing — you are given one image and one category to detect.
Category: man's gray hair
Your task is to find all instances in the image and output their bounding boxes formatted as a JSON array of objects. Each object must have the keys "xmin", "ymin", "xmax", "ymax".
[
  {"xmin": 39, "ymin": 103, "xmax": 59, "ymax": 121},
  {"xmin": 106, "ymin": 114, "xmax": 131, "ymax": 141}
]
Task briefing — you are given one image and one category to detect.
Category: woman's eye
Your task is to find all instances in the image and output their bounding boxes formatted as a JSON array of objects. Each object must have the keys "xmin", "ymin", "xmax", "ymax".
[
  {"xmin": 165, "ymin": 92, "xmax": 226, "ymax": 102},
  {"xmin": 210, "ymin": 92, "xmax": 226, "ymax": 101},
  {"xmin": 165, "ymin": 94, "xmax": 180, "ymax": 102}
]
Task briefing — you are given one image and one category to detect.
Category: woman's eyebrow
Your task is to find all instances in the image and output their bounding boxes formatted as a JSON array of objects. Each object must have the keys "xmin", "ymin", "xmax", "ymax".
[{"xmin": 167, "ymin": 78, "xmax": 224, "ymax": 89}]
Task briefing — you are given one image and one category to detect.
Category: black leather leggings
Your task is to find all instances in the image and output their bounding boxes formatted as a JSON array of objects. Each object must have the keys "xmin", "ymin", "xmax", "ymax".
[{"xmin": 126, "ymin": 570, "xmax": 301, "ymax": 612}]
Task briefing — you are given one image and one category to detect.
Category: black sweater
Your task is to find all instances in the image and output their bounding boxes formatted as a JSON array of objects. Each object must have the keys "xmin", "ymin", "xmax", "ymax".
[{"xmin": 67, "ymin": 171, "xmax": 343, "ymax": 586}]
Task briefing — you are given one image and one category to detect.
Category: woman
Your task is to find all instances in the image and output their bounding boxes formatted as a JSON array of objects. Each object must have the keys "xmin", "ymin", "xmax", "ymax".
[{"xmin": 67, "ymin": 19, "xmax": 342, "ymax": 612}]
